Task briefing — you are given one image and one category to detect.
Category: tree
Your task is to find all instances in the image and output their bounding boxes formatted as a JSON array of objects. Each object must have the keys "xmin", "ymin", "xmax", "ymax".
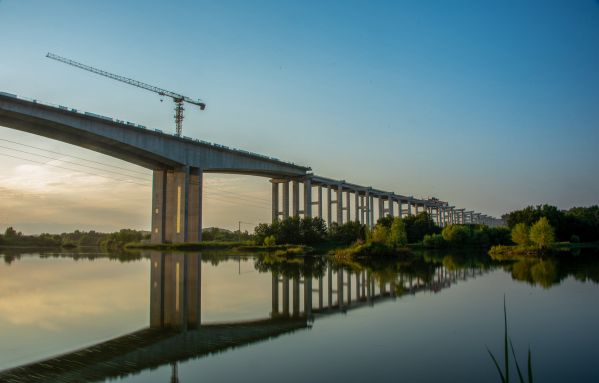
[
  {"xmin": 403, "ymin": 212, "xmax": 440, "ymax": 243},
  {"xmin": 264, "ymin": 235, "xmax": 276, "ymax": 246},
  {"xmin": 529, "ymin": 217, "xmax": 555, "ymax": 249},
  {"xmin": 371, "ymin": 224, "xmax": 390, "ymax": 244},
  {"xmin": 4, "ymin": 227, "xmax": 18, "ymax": 237},
  {"xmin": 511, "ymin": 223, "xmax": 530, "ymax": 247},
  {"xmin": 387, "ymin": 217, "xmax": 408, "ymax": 249},
  {"xmin": 441, "ymin": 225, "xmax": 470, "ymax": 245}
]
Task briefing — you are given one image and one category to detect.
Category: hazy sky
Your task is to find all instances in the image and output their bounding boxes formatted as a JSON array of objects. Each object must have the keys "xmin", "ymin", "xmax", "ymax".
[{"xmin": 1, "ymin": 0, "xmax": 598, "ymax": 234}]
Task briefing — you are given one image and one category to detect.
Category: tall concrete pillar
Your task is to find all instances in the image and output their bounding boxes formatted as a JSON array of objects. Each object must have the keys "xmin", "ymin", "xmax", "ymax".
[
  {"xmin": 303, "ymin": 178, "xmax": 312, "ymax": 218},
  {"xmin": 336, "ymin": 185, "xmax": 343, "ymax": 225},
  {"xmin": 282, "ymin": 181, "xmax": 290, "ymax": 219},
  {"xmin": 187, "ymin": 168, "xmax": 203, "ymax": 242},
  {"xmin": 327, "ymin": 186, "xmax": 333, "ymax": 226},
  {"xmin": 388, "ymin": 195, "xmax": 395, "ymax": 217},
  {"xmin": 365, "ymin": 191, "xmax": 371, "ymax": 227},
  {"xmin": 154, "ymin": 166, "xmax": 203, "ymax": 244},
  {"xmin": 398, "ymin": 200, "xmax": 403, "ymax": 218},
  {"xmin": 407, "ymin": 199, "xmax": 413, "ymax": 216},
  {"xmin": 151, "ymin": 170, "xmax": 167, "ymax": 244},
  {"xmin": 317, "ymin": 186, "xmax": 323, "ymax": 219},
  {"xmin": 354, "ymin": 191, "xmax": 360, "ymax": 222},
  {"xmin": 292, "ymin": 180, "xmax": 300, "ymax": 217},
  {"xmin": 369, "ymin": 194, "xmax": 375, "ymax": 227},
  {"xmin": 360, "ymin": 195, "xmax": 365, "ymax": 223},
  {"xmin": 271, "ymin": 181, "xmax": 279, "ymax": 223},
  {"xmin": 345, "ymin": 191, "xmax": 351, "ymax": 223},
  {"xmin": 378, "ymin": 197, "xmax": 385, "ymax": 221}
]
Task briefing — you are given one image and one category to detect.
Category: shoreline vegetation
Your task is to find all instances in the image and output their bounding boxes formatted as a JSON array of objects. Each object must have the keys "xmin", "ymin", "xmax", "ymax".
[{"xmin": 2, "ymin": 204, "xmax": 597, "ymax": 261}]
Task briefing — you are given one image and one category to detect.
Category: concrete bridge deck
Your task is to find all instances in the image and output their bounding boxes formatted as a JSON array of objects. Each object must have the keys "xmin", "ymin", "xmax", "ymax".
[{"xmin": 0, "ymin": 91, "xmax": 504, "ymax": 244}]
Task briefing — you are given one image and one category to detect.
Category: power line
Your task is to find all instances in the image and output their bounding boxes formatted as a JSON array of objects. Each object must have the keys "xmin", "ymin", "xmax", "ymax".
[
  {"xmin": 0, "ymin": 145, "xmax": 151, "ymax": 182},
  {"xmin": 0, "ymin": 138, "xmax": 274, "ymax": 203},
  {"xmin": 0, "ymin": 138, "xmax": 149, "ymax": 176},
  {"xmin": 0, "ymin": 152, "xmax": 152, "ymax": 186}
]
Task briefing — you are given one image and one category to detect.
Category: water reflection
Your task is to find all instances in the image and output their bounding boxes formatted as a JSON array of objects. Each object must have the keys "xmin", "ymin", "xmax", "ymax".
[{"xmin": 1, "ymin": 249, "xmax": 598, "ymax": 382}]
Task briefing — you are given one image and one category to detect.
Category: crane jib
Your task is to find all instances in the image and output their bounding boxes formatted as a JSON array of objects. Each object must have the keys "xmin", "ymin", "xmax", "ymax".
[{"xmin": 45, "ymin": 52, "xmax": 205, "ymax": 136}]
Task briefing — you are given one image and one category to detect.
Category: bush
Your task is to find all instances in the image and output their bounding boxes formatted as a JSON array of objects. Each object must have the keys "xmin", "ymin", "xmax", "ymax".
[
  {"xmin": 441, "ymin": 225, "xmax": 470, "ymax": 245},
  {"xmin": 423, "ymin": 233, "xmax": 447, "ymax": 248},
  {"xmin": 254, "ymin": 217, "xmax": 327, "ymax": 245},
  {"xmin": 403, "ymin": 212, "xmax": 440, "ymax": 243},
  {"xmin": 264, "ymin": 235, "xmax": 276, "ymax": 246},
  {"xmin": 388, "ymin": 218, "xmax": 408, "ymax": 249},
  {"xmin": 328, "ymin": 221, "xmax": 366, "ymax": 244},
  {"xmin": 529, "ymin": 217, "xmax": 555, "ymax": 249},
  {"xmin": 511, "ymin": 223, "xmax": 530, "ymax": 247}
]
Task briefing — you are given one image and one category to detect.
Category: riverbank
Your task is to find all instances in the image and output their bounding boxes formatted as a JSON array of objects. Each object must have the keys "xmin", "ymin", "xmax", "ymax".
[
  {"xmin": 126, "ymin": 241, "xmax": 315, "ymax": 256},
  {"xmin": 488, "ymin": 241, "xmax": 599, "ymax": 260}
]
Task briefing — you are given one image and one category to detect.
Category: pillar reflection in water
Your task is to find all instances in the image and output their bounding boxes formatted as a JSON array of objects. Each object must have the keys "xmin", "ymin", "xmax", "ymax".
[{"xmin": 150, "ymin": 252, "xmax": 201, "ymax": 330}]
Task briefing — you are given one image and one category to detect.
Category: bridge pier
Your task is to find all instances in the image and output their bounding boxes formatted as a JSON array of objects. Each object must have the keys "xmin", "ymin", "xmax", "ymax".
[{"xmin": 151, "ymin": 166, "xmax": 203, "ymax": 244}]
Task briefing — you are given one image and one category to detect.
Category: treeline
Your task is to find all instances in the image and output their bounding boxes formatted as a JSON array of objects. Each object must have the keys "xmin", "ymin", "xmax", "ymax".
[
  {"xmin": 423, "ymin": 224, "xmax": 511, "ymax": 248},
  {"xmin": 503, "ymin": 204, "xmax": 599, "ymax": 242},
  {"xmin": 201, "ymin": 227, "xmax": 254, "ymax": 242},
  {"xmin": 254, "ymin": 212, "xmax": 441, "ymax": 247},
  {"xmin": 0, "ymin": 227, "xmax": 149, "ymax": 249}
]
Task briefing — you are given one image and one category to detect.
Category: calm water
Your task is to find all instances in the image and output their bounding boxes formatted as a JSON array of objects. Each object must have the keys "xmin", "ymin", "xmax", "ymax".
[{"xmin": 0, "ymin": 249, "xmax": 598, "ymax": 382}]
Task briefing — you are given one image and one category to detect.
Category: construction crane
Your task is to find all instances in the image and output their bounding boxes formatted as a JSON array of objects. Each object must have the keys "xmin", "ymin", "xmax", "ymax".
[{"xmin": 46, "ymin": 52, "xmax": 205, "ymax": 137}]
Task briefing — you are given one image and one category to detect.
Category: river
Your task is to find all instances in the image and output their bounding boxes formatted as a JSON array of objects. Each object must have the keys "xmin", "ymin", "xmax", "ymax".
[{"xmin": 0, "ymin": 249, "xmax": 598, "ymax": 382}]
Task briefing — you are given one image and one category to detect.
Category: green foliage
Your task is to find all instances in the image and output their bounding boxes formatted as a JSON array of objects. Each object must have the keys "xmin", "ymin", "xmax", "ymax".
[
  {"xmin": 263, "ymin": 235, "xmax": 276, "ymax": 246},
  {"xmin": 329, "ymin": 221, "xmax": 367, "ymax": 244},
  {"xmin": 422, "ymin": 233, "xmax": 447, "ymax": 248},
  {"xmin": 403, "ymin": 212, "xmax": 441, "ymax": 243},
  {"xmin": 254, "ymin": 217, "xmax": 327, "ymax": 245},
  {"xmin": 202, "ymin": 227, "xmax": 253, "ymax": 242},
  {"xmin": 371, "ymin": 224, "xmax": 390, "ymax": 244},
  {"xmin": 487, "ymin": 297, "xmax": 534, "ymax": 383},
  {"xmin": 511, "ymin": 223, "xmax": 531, "ymax": 247},
  {"xmin": 529, "ymin": 217, "xmax": 555, "ymax": 249},
  {"xmin": 442, "ymin": 225, "xmax": 470, "ymax": 245},
  {"xmin": 504, "ymin": 204, "xmax": 599, "ymax": 242},
  {"xmin": 388, "ymin": 217, "xmax": 408, "ymax": 249},
  {"xmin": 436, "ymin": 224, "xmax": 511, "ymax": 248},
  {"xmin": 99, "ymin": 229, "xmax": 146, "ymax": 250}
]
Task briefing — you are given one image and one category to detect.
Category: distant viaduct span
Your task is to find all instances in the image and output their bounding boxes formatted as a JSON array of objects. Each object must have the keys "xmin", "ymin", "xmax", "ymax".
[{"xmin": 0, "ymin": 92, "xmax": 503, "ymax": 243}]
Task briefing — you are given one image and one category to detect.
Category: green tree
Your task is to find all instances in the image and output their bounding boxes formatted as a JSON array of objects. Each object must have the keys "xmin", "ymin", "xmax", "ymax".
[
  {"xmin": 511, "ymin": 223, "xmax": 530, "ymax": 247},
  {"xmin": 263, "ymin": 235, "xmax": 276, "ymax": 246},
  {"xmin": 387, "ymin": 217, "xmax": 408, "ymax": 249},
  {"xmin": 441, "ymin": 225, "xmax": 470, "ymax": 245},
  {"xmin": 371, "ymin": 224, "xmax": 390, "ymax": 244},
  {"xmin": 403, "ymin": 212, "xmax": 440, "ymax": 243},
  {"xmin": 4, "ymin": 227, "xmax": 18, "ymax": 237},
  {"xmin": 529, "ymin": 217, "xmax": 555, "ymax": 249}
]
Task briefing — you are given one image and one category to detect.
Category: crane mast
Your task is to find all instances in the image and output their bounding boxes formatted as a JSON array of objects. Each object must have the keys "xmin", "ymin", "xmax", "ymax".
[{"xmin": 46, "ymin": 52, "xmax": 205, "ymax": 137}]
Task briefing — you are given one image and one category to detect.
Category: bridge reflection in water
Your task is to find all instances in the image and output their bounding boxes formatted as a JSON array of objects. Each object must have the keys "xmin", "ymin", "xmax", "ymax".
[{"xmin": 0, "ymin": 252, "xmax": 487, "ymax": 383}]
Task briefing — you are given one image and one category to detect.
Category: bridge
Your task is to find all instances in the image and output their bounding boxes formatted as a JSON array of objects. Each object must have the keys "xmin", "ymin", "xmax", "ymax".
[
  {"xmin": 0, "ymin": 252, "xmax": 487, "ymax": 382},
  {"xmin": 0, "ymin": 91, "xmax": 503, "ymax": 243}
]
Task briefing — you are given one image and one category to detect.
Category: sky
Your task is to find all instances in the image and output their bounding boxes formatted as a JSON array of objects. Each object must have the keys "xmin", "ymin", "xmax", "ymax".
[{"xmin": 0, "ymin": 0, "xmax": 598, "ymax": 234}]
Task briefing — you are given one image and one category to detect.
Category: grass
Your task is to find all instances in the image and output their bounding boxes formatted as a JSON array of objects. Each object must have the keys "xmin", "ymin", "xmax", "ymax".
[
  {"xmin": 487, "ymin": 296, "xmax": 533, "ymax": 383},
  {"xmin": 125, "ymin": 240, "xmax": 252, "ymax": 251}
]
